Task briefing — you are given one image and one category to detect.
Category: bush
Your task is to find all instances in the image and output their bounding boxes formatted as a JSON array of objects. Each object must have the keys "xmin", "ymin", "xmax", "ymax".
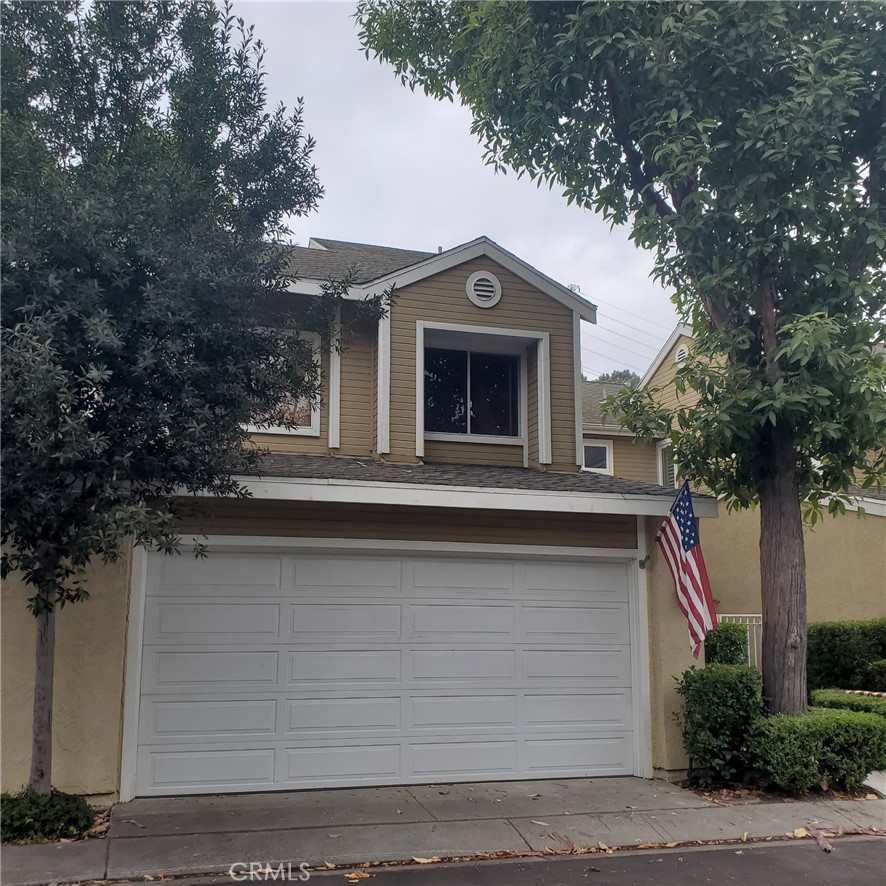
[
  {"xmin": 0, "ymin": 790, "xmax": 95, "ymax": 843},
  {"xmin": 748, "ymin": 709, "xmax": 886, "ymax": 793},
  {"xmin": 866, "ymin": 660, "xmax": 886, "ymax": 693},
  {"xmin": 677, "ymin": 664, "xmax": 763, "ymax": 785},
  {"xmin": 811, "ymin": 689, "xmax": 886, "ymax": 718},
  {"xmin": 807, "ymin": 618, "xmax": 886, "ymax": 691},
  {"xmin": 704, "ymin": 623, "xmax": 748, "ymax": 665}
]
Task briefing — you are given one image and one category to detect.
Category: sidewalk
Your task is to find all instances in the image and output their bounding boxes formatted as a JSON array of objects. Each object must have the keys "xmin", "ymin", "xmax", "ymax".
[{"xmin": 3, "ymin": 777, "xmax": 884, "ymax": 886}]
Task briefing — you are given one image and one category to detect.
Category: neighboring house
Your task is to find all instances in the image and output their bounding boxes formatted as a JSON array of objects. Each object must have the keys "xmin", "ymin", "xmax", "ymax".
[
  {"xmin": 586, "ymin": 325, "xmax": 886, "ymax": 650},
  {"xmin": 1, "ymin": 237, "xmax": 714, "ymax": 801}
]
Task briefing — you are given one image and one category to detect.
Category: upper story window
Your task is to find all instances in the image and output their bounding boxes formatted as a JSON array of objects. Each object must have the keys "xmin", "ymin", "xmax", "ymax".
[
  {"xmin": 658, "ymin": 441, "xmax": 678, "ymax": 488},
  {"xmin": 582, "ymin": 441, "xmax": 613, "ymax": 475},
  {"xmin": 424, "ymin": 347, "xmax": 519, "ymax": 437},
  {"xmin": 247, "ymin": 331, "xmax": 321, "ymax": 436}
]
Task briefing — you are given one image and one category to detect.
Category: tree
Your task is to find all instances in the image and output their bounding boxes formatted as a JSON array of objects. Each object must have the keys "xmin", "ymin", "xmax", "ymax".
[
  {"xmin": 591, "ymin": 369, "xmax": 640, "ymax": 387},
  {"xmin": 0, "ymin": 1, "xmax": 387, "ymax": 794},
  {"xmin": 358, "ymin": 1, "xmax": 886, "ymax": 713}
]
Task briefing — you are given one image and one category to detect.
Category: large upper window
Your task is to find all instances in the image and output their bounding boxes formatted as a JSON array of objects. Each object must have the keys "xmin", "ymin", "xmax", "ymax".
[{"xmin": 424, "ymin": 347, "xmax": 520, "ymax": 437}]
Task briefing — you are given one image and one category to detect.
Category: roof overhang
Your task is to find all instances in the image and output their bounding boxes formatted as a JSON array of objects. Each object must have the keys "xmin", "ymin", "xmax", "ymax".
[
  {"xmin": 286, "ymin": 237, "xmax": 598, "ymax": 324},
  {"xmin": 639, "ymin": 323, "xmax": 693, "ymax": 389},
  {"xmin": 209, "ymin": 475, "xmax": 718, "ymax": 518}
]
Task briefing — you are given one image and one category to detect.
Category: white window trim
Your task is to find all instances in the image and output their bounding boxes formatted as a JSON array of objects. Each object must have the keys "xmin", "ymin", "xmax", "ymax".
[
  {"xmin": 657, "ymin": 439, "xmax": 678, "ymax": 488},
  {"xmin": 246, "ymin": 331, "xmax": 322, "ymax": 437},
  {"xmin": 327, "ymin": 309, "xmax": 341, "ymax": 449},
  {"xmin": 376, "ymin": 312, "xmax": 391, "ymax": 454},
  {"xmin": 582, "ymin": 439, "xmax": 614, "ymax": 476},
  {"xmin": 425, "ymin": 432, "xmax": 524, "ymax": 447},
  {"xmin": 416, "ymin": 321, "xmax": 551, "ymax": 463}
]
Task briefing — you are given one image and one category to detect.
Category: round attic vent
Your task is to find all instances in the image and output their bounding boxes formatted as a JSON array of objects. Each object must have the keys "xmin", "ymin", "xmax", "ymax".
[
  {"xmin": 675, "ymin": 344, "xmax": 689, "ymax": 366},
  {"xmin": 466, "ymin": 271, "xmax": 502, "ymax": 308}
]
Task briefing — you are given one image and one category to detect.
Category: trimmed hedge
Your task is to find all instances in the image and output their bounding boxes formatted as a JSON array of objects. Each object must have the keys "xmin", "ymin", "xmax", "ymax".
[
  {"xmin": 807, "ymin": 618, "xmax": 886, "ymax": 691},
  {"xmin": 677, "ymin": 664, "xmax": 763, "ymax": 785},
  {"xmin": 748, "ymin": 708, "xmax": 886, "ymax": 793},
  {"xmin": 1, "ymin": 790, "xmax": 95, "ymax": 843},
  {"xmin": 867, "ymin": 660, "xmax": 886, "ymax": 693},
  {"xmin": 704, "ymin": 623, "xmax": 748, "ymax": 665},
  {"xmin": 811, "ymin": 689, "xmax": 886, "ymax": 718}
]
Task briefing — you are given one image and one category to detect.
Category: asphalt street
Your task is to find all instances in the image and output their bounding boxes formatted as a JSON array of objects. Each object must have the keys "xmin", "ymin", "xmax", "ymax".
[{"xmin": 320, "ymin": 838, "xmax": 886, "ymax": 885}]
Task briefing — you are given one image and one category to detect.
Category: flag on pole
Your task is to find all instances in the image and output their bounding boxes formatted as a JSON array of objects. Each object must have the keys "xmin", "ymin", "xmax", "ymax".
[{"xmin": 655, "ymin": 482, "xmax": 717, "ymax": 658}]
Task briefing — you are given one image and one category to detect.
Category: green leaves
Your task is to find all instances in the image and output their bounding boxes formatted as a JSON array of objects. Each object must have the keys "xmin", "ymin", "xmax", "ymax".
[{"xmin": 1, "ymin": 1, "xmax": 331, "ymax": 611}]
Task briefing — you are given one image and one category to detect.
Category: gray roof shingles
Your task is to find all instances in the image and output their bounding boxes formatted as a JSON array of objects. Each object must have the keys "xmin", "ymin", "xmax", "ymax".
[
  {"xmin": 582, "ymin": 380, "xmax": 630, "ymax": 432},
  {"xmin": 282, "ymin": 239, "xmax": 433, "ymax": 284},
  {"xmin": 247, "ymin": 452, "xmax": 682, "ymax": 498}
]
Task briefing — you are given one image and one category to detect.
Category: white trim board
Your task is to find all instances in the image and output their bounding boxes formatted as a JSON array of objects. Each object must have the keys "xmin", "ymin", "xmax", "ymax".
[
  {"xmin": 219, "ymin": 474, "xmax": 718, "ymax": 517},
  {"xmin": 118, "ymin": 534, "xmax": 653, "ymax": 799},
  {"xmin": 287, "ymin": 237, "xmax": 598, "ymax": 324},
  {"xmin": 639, "ymin": 324, "xmax": 693, "ymax": 389}
]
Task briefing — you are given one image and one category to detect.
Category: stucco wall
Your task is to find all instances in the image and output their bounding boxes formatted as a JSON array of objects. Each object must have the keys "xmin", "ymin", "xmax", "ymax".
[
  {"xmin": 644, "ymin": 516, "xmax": 697, "ymax": 777},
  {"xmin": 1, "ymin": 548, "xmax": 132, "ymax": 797},
  {"xmin": 702, "ymin": 502, "xmax": 886, "ymax": 620}
]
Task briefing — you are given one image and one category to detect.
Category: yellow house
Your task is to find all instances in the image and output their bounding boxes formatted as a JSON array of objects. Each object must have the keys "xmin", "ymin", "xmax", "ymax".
[
  {"xmin": 2, "ymin": 237, "xmax": 710, "ymax": 801},
  {"xmin": 581, "ymin": 325, "xmax": 886, "ymax": 657}
]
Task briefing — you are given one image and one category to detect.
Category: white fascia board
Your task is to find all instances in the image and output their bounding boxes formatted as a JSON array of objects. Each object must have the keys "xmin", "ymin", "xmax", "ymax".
[
  {"xmin": 842, "ymin": 496, "xmax": 886, "ymax": 517},
  {"xmin": 639, "ymin": 323, "xmax": 694, "ymax": 389},
  {"xmin": 222, "ymin": 474, "xmax": 718, "ymax": 517}
]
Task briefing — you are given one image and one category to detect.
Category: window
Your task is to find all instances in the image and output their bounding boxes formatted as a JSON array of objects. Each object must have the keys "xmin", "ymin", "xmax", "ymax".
[
  {"xmin": 424, "ymin": 347, "xmax": 520, "ymax": 437},
  {"xmin": 582, "ymin": 442, "xmax": 613, "ymax": 475},
  {"xmin": 658, "ymin": 442, "xmax": 678, "ymax": 488},
  {"xmin": 247, "ymin": 331, "xmax": 321, "ymax": 436}
]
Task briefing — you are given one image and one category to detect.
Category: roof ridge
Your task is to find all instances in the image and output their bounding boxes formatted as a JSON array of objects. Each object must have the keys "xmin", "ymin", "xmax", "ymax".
[{"xmin": 311, "ymin": 237, "xmax": 433, "ymax": 255}]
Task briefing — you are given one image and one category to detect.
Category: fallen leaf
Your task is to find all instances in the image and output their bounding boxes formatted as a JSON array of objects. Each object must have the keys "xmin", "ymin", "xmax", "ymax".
[
  {"xmin": 438, "ymin": 789, "xmax": 449, "ymax": 795},
  {"xmin": 122, "ymin": 819, "xmax": 145, "ymax": 828},
  {"xmin": 343, "ymin": 873, "xmax": 372, "ymax": 882},
  {"xmin": 411, "ymin": 857, "xmax": 441, "ymax": 864},
  {"xmin": 742, "ymin": 832, "xmax": 749, "ymax": 842},
  {"xmin": 322, "ymin": 862, "xmax": 336, "ymax": 870},
  {"xmin": 665, "ymin": 842, "xmax": 679, "ymax": 848},
  {"xmin": 144, "ymin": 878, "xmax": 154, "ymax": 882},
  {"xmin": 790, "ymin": 828, "xmax": 809, "ymax": 839},
  {"xmin": 865, "ymin": 794, "xmax": 878, "ymax": 800},
  {"xmin": 530, "ymin": 820, "xmax": 550, "ymax": 827},
  {"xmin": 328, "ymin": 833, "xmax": 342, "ymax": 838}
]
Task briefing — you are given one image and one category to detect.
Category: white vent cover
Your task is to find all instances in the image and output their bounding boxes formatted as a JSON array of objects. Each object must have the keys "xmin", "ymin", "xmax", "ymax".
[
  {"xmin": 675, "ymin": 344, "xmax": 689, "ymax": 366},
  {"xmin": 466, "ymin": 271, "xmax": 502, "ymax": 308}
]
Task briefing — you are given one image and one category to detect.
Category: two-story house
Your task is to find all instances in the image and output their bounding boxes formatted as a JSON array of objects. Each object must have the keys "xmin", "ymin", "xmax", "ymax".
[
  {"xmin": 2, "ymin": 238, "xmax": 717, "ymax": 801},
  {"xmin": 582, "ymin": 325, "xmax": 886, "ymax": 662}
]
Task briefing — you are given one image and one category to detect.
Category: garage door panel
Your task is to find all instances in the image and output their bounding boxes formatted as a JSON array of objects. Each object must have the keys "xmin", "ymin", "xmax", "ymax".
[
  {"xmin": 523, "ymin": 649, "xmax": 631, "ymax": 684},
  {"xmin": 522, "ymin": 604, "xmax": 629, "ymax": 644},
  {"xmin": 143, "ymin": 649, "xmax": 280, "ymax": 692},
  {"xmin": 286, "ymin": 697, "xmax": 401, "ymax": 734},
  {"xmin": 290, "ymin": 603, "xmax": 402, "ymax": 639},
  {"xmin": 137, "ymin": 551, "xmax": 637, "ymax": 795},
  {"xmin": 288, "ymin": 650, "xmax": 402, "ymax": 685},
  {"xmin": 146, "ymin": 601, "xmax": 282, "ymax": 643},
  {"xmin": 152, "ymin": 555, "xmax": 283, "ymax": 595},
  {"xmin": 524, "ymin": 691, "xmax": 633, "ymax": 731},
  {"xmin": 283, "ymin": 744, "xmax": 401, "ymax": 785}
]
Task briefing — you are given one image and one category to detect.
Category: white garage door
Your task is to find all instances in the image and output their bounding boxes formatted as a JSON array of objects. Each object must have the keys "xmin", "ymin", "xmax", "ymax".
[{"xmin": 134, "ymin": 549, "xmax": 636, "ymax": 796}]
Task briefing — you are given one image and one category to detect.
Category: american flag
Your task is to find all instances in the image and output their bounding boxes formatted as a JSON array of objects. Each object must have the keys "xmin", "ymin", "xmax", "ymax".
[{"xmin": 655, "ymin": 482, "xmax": 717, "ymax": 658}]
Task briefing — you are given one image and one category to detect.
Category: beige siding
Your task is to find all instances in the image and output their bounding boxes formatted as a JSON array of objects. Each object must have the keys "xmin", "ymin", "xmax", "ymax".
[
  {"xmin": 389, "ymin": 257, "xmax": 578, "ymax": 471},
  {"xmin": 646, "ymin": 334, "xmax": 697, "ymax": 412},
  {"xmin": 424, "ymin": 440, "xmax": 524, "ymax": 467},
  {"xmin": 180, "ymin": 500, "xmax": 638, "ymax": 549},
  {"xmin": 584, "ymin": 434, "xmax": 659, "ymax": 484},
  {"xmin": 339, "ymin": 306, "xmax": 375, "ymax": 457}
]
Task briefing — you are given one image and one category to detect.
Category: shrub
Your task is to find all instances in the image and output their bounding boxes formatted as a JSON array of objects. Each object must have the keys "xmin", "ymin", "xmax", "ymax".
[
  {"xmin": 748, "ymin": 709, "xmax": 886, "ymax": 793},
  {"xmin": 866, "ymin": 660, "xmax": 886, "ymax": 693},
  {"xmin": 704, "ymin": 623, "xmax": 748, "ymax": 665},
  {"xmin": 0, "ymin": 790, "xmax": 95, "ymax": 843},
  {"xmin": 677, "ymin": 664, "xmax": 763, "ymax": 785},
  {"xmin": 811, "ymin": 689, "xmax": 886, "ymax": 718},
  {"xmin": 807, "ymin": 618, "xmax": 886, "ymax": 691}
]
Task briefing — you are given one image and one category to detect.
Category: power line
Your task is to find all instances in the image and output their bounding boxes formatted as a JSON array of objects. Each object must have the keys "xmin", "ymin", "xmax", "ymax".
[
  {"xmin": 582, "ymin": 335, "xmax": 657, "ymax": 364},
  {"xmin": 596, "ymin": 311, "xmax": 671, "ymax": 344},
  {"xmin": 581, "ymin": 345, "xmax": 647, "ymax": 375},
  {"xmin": 589, "ymin": 324, "xmax": 660, "ymax": 354}
]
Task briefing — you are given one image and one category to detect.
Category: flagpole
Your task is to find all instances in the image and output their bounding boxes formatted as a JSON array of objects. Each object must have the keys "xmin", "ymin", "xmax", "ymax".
[{"xmin": 639, "ymin": 482, "xmax": 686, "ymax": 569}]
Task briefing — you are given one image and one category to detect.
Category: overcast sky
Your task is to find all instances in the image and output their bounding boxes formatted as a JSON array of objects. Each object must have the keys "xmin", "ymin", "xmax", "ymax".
[{"xmin": 237, "ymin": 1, "xmax": 681, "ymax": 378}]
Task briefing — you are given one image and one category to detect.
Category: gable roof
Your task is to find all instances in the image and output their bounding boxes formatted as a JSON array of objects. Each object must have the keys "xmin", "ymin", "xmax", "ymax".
[
  {"xmin": 283, "ymin": 239, "xmax": 433, "ymax": 284},
  {"xmin": 639, "ymin": 324, "xmax": 694, "ymax": 389},
  {"xmin": 582, "ymin": 380, "xmax": 630, "ymax": 432},
  {"xmin": 284, "ymin": 236, "xmax": 598, "ymax": 323}
]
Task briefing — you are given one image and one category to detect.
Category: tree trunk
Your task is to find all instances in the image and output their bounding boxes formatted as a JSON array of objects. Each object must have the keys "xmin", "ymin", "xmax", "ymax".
[
  {"xmin": 758, "ymin": 427, "xmax": 807, "ymax": 715},
  {"xmin": 29, "ymin": 604, "xmax": 56, "ymax": 794}
]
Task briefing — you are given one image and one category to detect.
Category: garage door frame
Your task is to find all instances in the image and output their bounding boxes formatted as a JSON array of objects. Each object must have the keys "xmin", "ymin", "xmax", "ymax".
[{"xmin": 119, "ymin": 526, "xmax": 652, "ymax": 801}]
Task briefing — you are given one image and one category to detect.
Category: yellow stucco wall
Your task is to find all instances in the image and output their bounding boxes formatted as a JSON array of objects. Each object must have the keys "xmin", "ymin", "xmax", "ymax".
[
  {"xmin": 1, "ymin": 548, "xmax": 132, "ymax": 797},
  {"xmin": 702, "ymin": 502, "xmax": 886, "ymax": 620}
]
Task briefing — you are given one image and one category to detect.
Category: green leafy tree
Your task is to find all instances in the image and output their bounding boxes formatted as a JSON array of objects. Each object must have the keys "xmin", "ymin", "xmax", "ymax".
[
  {"xmin": 592, "ymin": 369, "xmax": 640, "ymax": 386},
  {"xmin": 358, "ymin": 1, "xmax": 886, "ymax": 714},
  {"xmin": 0, "ymin": 1, "xmax": 387, "ymax": 794}
]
